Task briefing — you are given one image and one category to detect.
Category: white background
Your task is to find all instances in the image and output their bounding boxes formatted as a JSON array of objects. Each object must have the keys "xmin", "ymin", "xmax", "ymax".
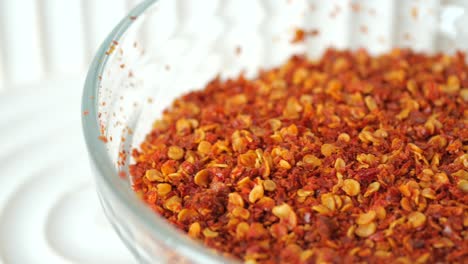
[{"xmin": 0, "ymin": 1, "xmax": 139, "ymax": 263}]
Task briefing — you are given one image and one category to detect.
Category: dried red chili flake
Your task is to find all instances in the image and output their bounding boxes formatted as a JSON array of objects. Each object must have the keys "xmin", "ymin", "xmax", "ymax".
[
  {"xmin": 130, "ymin": 48, "xmax": 468, "ymax": 263},
  {"xmin": 292, "ymin": 29, "xmax": 305, "ymax": 43},
  {"xmin": 118, "ymin": 171, "xmax": 127, "ymax": 179},
  {"xmin": 292, "ymin": 28, "xmax": 319, "ymax": 43},
  {"xmin": 98, "ymin": 135, "xmax": 108, "ymax": 143}
]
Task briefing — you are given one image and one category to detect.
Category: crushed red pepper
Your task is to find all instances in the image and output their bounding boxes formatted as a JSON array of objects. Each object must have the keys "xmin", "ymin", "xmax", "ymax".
[
  {"xmin": 129, "ymin": 49, "xmax": 468, "ymax": 264},
  {"xmin": 292, "ymin": 29, "xmax": 319, "ymax": 43}
]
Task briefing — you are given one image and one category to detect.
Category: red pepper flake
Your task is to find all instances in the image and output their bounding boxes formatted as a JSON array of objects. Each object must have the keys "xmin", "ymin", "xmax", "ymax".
[
  {"xmin": 119, "ymin": 171, "xmax": 127, "ymax": 179},
  {"xmin": 83, "ymin": 110, "xmax": 89, "ymax": 116},
  {"xmin": 360, "ymin": 25, "xmax": 368, "ymax": 34},
  {"xmin": 235, "ymin": 46, "xmax": 242, "ymax": 56},
  {"xmin": 291, "ymin": 28, "xmax": 319, "ymax": 43},
  {"xmin": 292, "ymin": 28, "xmax": 305, "ymax": 43},
  {"xmin": 98, "ymin": 135, "xmax": 108, "ymax": 143},
  {"xmin": 130, "ymin": 16, "xmax": 137, "ymax": 20},
  {"xmin": 106, "ymin": 44, "xmax": 116, "ymax": 55},
  {"xmin": 350, "ymin": 2, "xmax": 361, "ymax": 12},
  {"xmin": 129, "ymin": 49, "xmax": 468, "ymax": 263},
  {"xmin": 310, "ymin": 29, "xmax": 319, "ymax": 37},
  {"xmin": 411, "ymin": 7, "xmax": 419, "ymax": 19}
]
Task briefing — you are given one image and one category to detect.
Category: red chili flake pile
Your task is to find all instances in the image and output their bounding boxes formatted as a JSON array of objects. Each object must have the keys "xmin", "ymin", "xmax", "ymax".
[{"xmin": 129, "ymin": 49, "xmax": 468, "ymax": 263}]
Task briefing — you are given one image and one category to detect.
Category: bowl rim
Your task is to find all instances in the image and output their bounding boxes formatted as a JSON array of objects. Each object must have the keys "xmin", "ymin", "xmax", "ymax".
[{"xmin": 81, "ymin": 1, "xmax": 234, "ymax": 262}]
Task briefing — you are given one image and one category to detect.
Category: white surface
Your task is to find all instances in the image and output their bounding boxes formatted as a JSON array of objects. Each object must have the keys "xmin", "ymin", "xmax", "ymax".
[
  {"xmin": 0, "ymin": 80, "xmax": 135, "ymax": 264},
  {"xmin": 0, "ymin": 0, "xmax": 138, "ymax": 90}
]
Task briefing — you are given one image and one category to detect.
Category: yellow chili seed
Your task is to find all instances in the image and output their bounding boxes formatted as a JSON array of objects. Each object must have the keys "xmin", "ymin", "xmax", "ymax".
[
  {"xmin": 249, "ymin": 184, "xmax": 264, "ymax": 203},
  {"xmin": 364, "ymin": 182, "xmax": 380, "ymax": 197},
  {"xmin": 334, "ymin": 158, "xmax": 346, "ymax": 170},
  {"xmin": 164, "ymin": 195, "xmax": 182, "ymax": 213},
  {"xmin": 355, "ymin": 222, "xmax": 377, "ymax": 237},
  {"xmin": 321, "ymin": 143, "xmax": 337, "ymax": 157},
  {"xmin": 194, "ymin": 169, "xmax": 210, "ymax": 187},
  {"xmin": 338, "ymin": 133, "xmax": 351, "ymax": 142},
  {"xmin": 145, "ymin": 169, "xmax": 164, "ymax": 182},
  {"xmin": 278, "ymin": 159, "xmax": 292, "ymax": 170},
  {"xmin": 203, "ymin": 228, "xmax": 219, "ymax": 238},
  {"xmin": 167, "ymin": 146, "xmax": 184, "ymax": 160},
  {"xmin": 188, "ymin": 222, "xmax": 201, "ymax": 238},
  {"xmin": 263, "ymin": 180, "xmax": 277, "ymax": 191},
  {"xmin": 156, "ymin": 183, "xmax": 172, "ymax": 197},
  {"xmin": 342, "ymin": 179, "xmax": 361, "ymax": 196},
  {"xmin": 197, "ymin": 140, "xmax": 212, "ymax": 155},
  {"xmin": 457, "ymin": 179, "xmax": 468, "ymax": 192},
  {"xmin": 408, "ymin": 211, "xmax": 426, "ymax": 228},
  {"xmin": 302, "ymin": 154, "xmax": 322, "ymax": 167},
  {"xmin": 356, "ymin": 210, "xmax": 377, "ymax": 225}
]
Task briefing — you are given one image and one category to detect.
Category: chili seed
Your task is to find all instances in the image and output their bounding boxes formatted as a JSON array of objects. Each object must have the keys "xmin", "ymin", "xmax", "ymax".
[
  {"xmin": 203, "ymin": 228, "xmax": 219, "ymax": 238},
  {"xmin": 408, "ymin": 211, "xmax": 426, "ymax": 228},
  {"xmin": 194, "ymin": 169, "xmax": 210, "ymax": 187},
  {"xmin": 249, "ymin": 184, "xmax": 264, "ymax": 203},
  {"xmin": 263, "ymin": 180, "xmax": 277, "ymax": 191},
  {"xmin": 356, "ymin": 210, "xmax": 377, "ymax": 225},
  {"xmin": 457, "ymin": 179, "xmax": 468, "ymax": 192},
  {"xmin": 342, "ymin": 179, "xmax": 361, "ymax": 196},
  {"xmin": 321, "ymin": 143, "xmax": 337, "ymax": 157},
  {"xmin": 156, "ymin": 183, "xmax": 172, "ymax": 197},
  {"xmin": 302, "ymin": 154, "xmax": 322, "ymax": 167},
  {"xmin": 145, "ymin": 169, "xmax": 164, "ymax": 182},
  {"xmin": 167, "ymin": 146, "xmax": 184, "ymax": 160},
  {"xmin": 355, "ymin": 222, "xmax": 377, "ymax": 238},
  {"xmin": 188, "ymin": 222, "xmax": 201, "ymax": 238}
]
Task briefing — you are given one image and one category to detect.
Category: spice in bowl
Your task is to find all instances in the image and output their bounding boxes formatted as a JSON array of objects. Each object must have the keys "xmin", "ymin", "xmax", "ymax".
[{"xmin": 129, "ymin": 49, "xmax": 467, "ymax": 263}]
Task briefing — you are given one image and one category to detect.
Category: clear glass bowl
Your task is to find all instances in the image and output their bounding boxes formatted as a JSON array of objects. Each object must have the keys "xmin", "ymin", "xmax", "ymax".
[{"xmin": 82, "ymin": 0, "xmax": 468, "ymax": 263}]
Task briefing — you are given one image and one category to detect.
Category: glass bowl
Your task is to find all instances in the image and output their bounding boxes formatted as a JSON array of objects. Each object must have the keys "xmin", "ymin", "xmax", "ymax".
[{"xmin": 82, "ymin": 0, "xmax": 468, "ymax": 263}]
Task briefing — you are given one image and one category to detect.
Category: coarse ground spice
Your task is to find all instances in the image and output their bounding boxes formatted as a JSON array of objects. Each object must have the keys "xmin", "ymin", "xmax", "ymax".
[{"xmin": 129, "ymin": 49, "xmax": 468, "ymax": 264}]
